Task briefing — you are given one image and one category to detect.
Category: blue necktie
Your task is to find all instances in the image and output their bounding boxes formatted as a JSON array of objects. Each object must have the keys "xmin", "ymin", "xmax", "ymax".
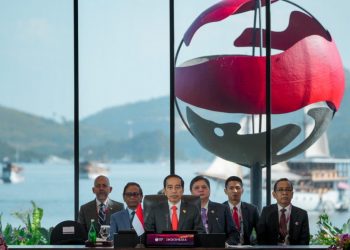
[{"xmin": 98, "ymin": 203, "xmax": 106, "ymax": 225}]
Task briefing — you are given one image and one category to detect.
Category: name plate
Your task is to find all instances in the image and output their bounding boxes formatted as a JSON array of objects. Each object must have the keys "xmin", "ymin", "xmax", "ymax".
[{"xmin": 146, "ymin": 233, "xmax": 195, "ymax": 247}]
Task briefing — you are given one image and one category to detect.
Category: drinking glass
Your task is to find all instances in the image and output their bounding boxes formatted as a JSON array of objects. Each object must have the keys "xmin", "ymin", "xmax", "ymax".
[{"xmin": 99, "ymin": 225, "xmax": 110, "ymax": 241}]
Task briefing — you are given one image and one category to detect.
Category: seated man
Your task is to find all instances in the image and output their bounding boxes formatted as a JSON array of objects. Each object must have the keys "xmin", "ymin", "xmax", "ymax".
[
  {"xmin": 223, "ymin": 176, "xmax": 259, "ymax": 245},
  {"xmin": 109, "ymin": 182, "xmax": 143, "ymax": 239},
  {"xmin": 190, "ymin": 176, "xmax": 239, "ymax": 245},
  {"xmin": 257, "ymin": 178, "xmax": 310, "ymax": 245},
  {"xmin": 78, "ymin": 175, "xmax": 124, "ymax": 234},
  {"xmin": 144, "ymin": 174, "xmax": 205, "ymax": 233}
]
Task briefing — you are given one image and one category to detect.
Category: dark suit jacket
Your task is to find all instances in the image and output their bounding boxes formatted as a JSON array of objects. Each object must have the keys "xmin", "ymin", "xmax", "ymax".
[
  {"xmin": 223, "ymin": 201, "xmax": 259, "ymax": 245},
  {"xmin": 144, "ymin": 200, "xmax": 205, "ymax": 233},
  {"xmin": 207, "ymin": 201, "xmax": 239, "ymax": 245},
  {"xmin": 257, "ymin": 204, "xmax": 310, "ymax": 245},
  {"xmin": 78, "ymin": 199, "xmax": 124, "ymax": 233},
  {"xmin": 109, "ymin": 209, "xmax": 133, "ymax": 240}
]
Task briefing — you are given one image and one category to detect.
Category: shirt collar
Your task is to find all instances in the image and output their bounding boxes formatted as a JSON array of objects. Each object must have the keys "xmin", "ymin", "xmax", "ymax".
[
  {"xmin": 96, "ymin": 197, "xmax": 109, "ymax": 207},
  {"xmin": 168, "ymin": 200, "xmax": 181, "ymax": 209},
  {"xmin": 277, "ymin": 203, "xmax": 292, "ymax": 214},
  {"xmin": 202, "ymin": 201, "xmax": 209, "ymax": 210},
  {"xmin": 127, "ymin": 207, "xmax": 135, "ymax": 215},
  {"xmin": 228, "ymin": 200, "xmax": 242, "ymax": 211}
]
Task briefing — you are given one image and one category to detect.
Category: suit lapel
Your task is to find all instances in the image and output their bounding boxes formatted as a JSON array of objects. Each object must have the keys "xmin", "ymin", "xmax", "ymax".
[
  {"xmin": 122, "ymin": 209, "xmax": 131, "ymax": 228},
  {"xmin": 271, "ymin": 205, "xmax": 279, "ymax": 234},
  {"xmin": 241, "ymin": 202, "xmax": 248, "ymax": 233},
  {"xmin": 207, "ymin": 201, "xmax": 216, "ymax": 232},
  {"xmin": 163, "ymin": 202, "xmax": 172, "ymax": 231},
  {"xmin": 289, "ymin": 206, "xmax": 297, "ymax": 239},
  {"xmin": 178, "ymin": 202, "xmax": 188, "ymax": 230}
]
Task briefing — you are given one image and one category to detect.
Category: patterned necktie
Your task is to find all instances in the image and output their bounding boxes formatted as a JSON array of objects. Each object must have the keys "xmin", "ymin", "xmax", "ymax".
[
  {"xmin": 279, "ymin": 208, "xmax": 287, "ymax": 242},
  {"xmin": 201, "ymin": 208, "xmax": 209, "ymax": 233},
  {"xmin": 98, "ymin": 203, "xmax": 106, "ymax": 225},
  {"xmin": 233, "ymin": 206, "xmax": 240, "ymax": 231},
  {"xmin": 171, "ymin": 206, "xmax": 178, "ymax": 231},
  {"xmin": 130, "ymin": 210, "xmax": 135, "ymax": 228}
]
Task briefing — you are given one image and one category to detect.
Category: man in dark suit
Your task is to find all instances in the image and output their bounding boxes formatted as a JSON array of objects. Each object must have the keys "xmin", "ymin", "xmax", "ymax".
[
  {"xmin": 110, "ymin": 182, "xmax": 143, "ymax": 239},
  {"xmin": 144, "ymin": 174, "xmax": 205, "ymax": 233},
  {"xmin": 223, "ymin": 176, "xmax": 259, "ymax": 245},
  {"xmin": 257, "ymin": 178, "xmax": 310, "ymax": 245},
  {"xmin": 78, "ymin": 175, "xmax": 124, "ymax": 234},
  {"xmin": 190, "ymin": 176, "xmax": 239, "ymax": 245}
]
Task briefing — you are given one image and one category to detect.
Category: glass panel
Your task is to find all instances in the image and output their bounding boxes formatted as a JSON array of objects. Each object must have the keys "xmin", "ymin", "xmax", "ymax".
[
  {"xmin": 0, "ymin": 0, "xmax": 74, "ymax": 229},
  {"xmin": 175, "ymin": 0, "xmax": 350, "ymax": 237},
  {"xmin": 78, "ymin": 0, "xmax": 170, "ymax": 209}
]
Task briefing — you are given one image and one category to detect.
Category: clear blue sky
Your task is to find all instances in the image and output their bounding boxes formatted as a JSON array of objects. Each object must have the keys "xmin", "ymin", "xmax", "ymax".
[{"xmin": 0, "ymin": 0, "xmax": 349, "ymax": 121}]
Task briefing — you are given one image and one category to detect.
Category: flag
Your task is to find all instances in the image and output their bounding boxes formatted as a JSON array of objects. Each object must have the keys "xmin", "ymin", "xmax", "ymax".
[{"xmin": 132, "ymin": 203, "xmax": 145, "ymax": 236}]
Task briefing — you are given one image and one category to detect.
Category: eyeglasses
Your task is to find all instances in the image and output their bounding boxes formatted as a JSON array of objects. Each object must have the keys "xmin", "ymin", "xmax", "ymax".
[
  {"xmin": 124, "ymin": 192, "xmax": 141, "ymax": 197},
  {"xmin": 275, "ymin": 188, "xmax": 293, "ymax": 192}
]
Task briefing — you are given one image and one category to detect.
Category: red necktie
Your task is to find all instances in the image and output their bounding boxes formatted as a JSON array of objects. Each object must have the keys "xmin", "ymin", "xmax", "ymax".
[
  {"xmin": 233, "ymin": 206, "xmax": 240, "ymax": 230},
  {"xmin": 171, "ymin": 206, "xmax": 178, "ymax": 231},
  {"xmin": 279, "ymin": 208, "xmax": 287, "ymax": 241}
]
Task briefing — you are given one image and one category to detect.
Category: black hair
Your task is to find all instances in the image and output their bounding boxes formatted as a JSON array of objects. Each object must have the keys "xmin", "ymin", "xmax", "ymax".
[
  {"xmin": 123, "ymin": 182, "xmax": 143, "ymax": 195},
  {"xmin": 163, "ymin": 174, "xmax": 184, "ymax": 188},
  {"xmin": 225, "ymin": 176, "xmax": 243, "ymax": 189},
  {"xmin": 273, "ymin": 178, "xmax": 293, "ymax": 192},
  {"xmin": 189, "ymin": 176, "xmax": 210, "ymax": 191}
]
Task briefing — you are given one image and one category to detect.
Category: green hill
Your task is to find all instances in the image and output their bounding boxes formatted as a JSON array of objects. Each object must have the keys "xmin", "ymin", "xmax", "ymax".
[{"xmin": 0, "ymin": 68, "xmax": 349, "ymax": 162}]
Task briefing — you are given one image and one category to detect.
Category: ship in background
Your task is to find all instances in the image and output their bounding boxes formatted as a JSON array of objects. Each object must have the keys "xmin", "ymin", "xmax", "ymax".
[
  {"xmin": 0, "ymin": 161, "xmax": 24, "ymax": 184},
  {"xmin": 79, "ymin": 161, "xmax": 109, "ymax": 180},
  {"xmin": 198, "ymin": 110, "xmax": 350, "ymax": 212}
]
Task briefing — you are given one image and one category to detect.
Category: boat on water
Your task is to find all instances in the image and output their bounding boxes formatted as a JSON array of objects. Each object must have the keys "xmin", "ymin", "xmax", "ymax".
[
  {"xmin": 79, "ymin": 161, "xmax": 109, "ymax": 180},
  {"xmin": 0, "ymin": 162, "xmax": 24, "ymax": 184}
]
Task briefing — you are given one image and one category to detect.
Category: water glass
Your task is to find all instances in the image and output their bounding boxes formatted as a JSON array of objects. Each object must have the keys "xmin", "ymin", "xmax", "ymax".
[{"xmin": 99, "ymin": 225, "xmax": 110, "ymax": 241}]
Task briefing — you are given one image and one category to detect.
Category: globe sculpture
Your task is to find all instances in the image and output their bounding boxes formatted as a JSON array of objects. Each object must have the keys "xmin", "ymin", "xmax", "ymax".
[{"xmin": 175, "ymin": 0, "xmax": 345, "ymax": 205}]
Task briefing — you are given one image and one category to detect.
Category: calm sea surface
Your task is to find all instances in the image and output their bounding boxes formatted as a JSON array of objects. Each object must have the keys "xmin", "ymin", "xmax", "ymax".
[{"xmin": 0, "ymin": 162, "xmax": 349, "ymax": 235}]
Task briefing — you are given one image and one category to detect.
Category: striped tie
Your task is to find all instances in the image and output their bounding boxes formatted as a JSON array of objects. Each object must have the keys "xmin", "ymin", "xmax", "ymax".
[{"xmin": 98, "ymin": 203, "xmax": 106, "ymax": 225}]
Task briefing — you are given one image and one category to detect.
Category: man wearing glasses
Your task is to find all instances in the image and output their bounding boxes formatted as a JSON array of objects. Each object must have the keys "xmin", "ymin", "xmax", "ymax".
[
  {"xmin": 144, "ymin": 174, "xmax": 205, "ymax": 233},
  {"xmin": 110, "ymin": 182, "xmax": 143, "ymax": 238},
  {"xmin": 257, "ymin": 178, "xmax": 310, "ymax": 245}
]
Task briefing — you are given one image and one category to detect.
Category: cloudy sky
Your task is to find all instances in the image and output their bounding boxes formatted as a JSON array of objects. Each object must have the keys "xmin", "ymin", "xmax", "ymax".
[{"xmin": 0, "ymin": 0, "xmax": 348, "ymax": 120}]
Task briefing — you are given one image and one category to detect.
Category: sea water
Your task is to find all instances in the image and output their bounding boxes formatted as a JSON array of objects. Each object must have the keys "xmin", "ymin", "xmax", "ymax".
[{"xmin": 0, "ymin": 162, "xmax": 349, "ymax": 235}]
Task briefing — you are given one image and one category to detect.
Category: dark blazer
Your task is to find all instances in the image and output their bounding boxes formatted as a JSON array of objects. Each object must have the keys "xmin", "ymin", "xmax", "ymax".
[
  {"xmin": 223, "ymin": 201, "xmax": 259, "ymax": 245},
  {"xmin": 257, "ymin": 204, "xmax": 310, "ymax": 245},
  {"xmin": 144, "ymin": 200, "xmax": 205, "ymax": 233},
  {"xmin": 207, "ymin": 201, "xmax": 240, "ymax": 245},
  {"xmin": 78, "ymin": 199, "xmax": 124, "ymax": 233},
  {"xmin": 109, "ymin": 209, "xmax": 133, "ymax": 240}
]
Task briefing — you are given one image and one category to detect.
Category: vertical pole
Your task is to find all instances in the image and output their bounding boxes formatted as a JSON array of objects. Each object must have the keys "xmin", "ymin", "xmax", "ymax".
[
  {"xmin": 265, "ymin": 0, "xmax": 272, "ymax": 205},
  {"xmin": 250, "ymin": 164, "xmax": 262, "ymax": 211},
  {"xmin": 169, "ymin": 0, "xmax": 175, "ymax": 174},
  {"xmin": 73, "ymin": 0, "xmax": 80, "ymax": 220}
]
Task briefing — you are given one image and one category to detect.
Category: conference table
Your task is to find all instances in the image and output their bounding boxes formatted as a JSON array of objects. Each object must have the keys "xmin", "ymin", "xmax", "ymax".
[{"xmin": 8, "ymin": 245, "xmax": 329, "ymax": 250}]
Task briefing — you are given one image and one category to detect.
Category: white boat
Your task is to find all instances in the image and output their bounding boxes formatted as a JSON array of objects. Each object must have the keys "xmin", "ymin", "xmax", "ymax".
[
  {"xmin": 79, "ymin": 161, "xmax": 109, "ymax": 180},
  {"xmin": 0, "ymin": 162, "xmax": 24, "ymax": 184}
]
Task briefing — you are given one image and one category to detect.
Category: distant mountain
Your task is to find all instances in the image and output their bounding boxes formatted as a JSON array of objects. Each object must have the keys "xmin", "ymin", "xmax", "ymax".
[
  {"xmin": 0, "ymin": 106, "xmax": 73, "ymax": 161},
  {"xmin": 0, "ymin": 68, "xmax": 349, "ymax": 162}
]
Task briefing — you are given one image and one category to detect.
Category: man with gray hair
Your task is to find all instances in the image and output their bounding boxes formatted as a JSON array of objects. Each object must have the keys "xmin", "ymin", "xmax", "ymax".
[{"xmin": 78, "ymin": 175, "xmax": 124, "ymax": 234}]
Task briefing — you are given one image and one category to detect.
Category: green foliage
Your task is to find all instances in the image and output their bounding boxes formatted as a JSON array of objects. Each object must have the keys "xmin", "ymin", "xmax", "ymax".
[
  {"xmin": 0, "ymin": 201, "xmax": 50, "ymax": 245},
  {"xmin": 311, "ymin": 212, "xmax": 350, "ymax": 249}
]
